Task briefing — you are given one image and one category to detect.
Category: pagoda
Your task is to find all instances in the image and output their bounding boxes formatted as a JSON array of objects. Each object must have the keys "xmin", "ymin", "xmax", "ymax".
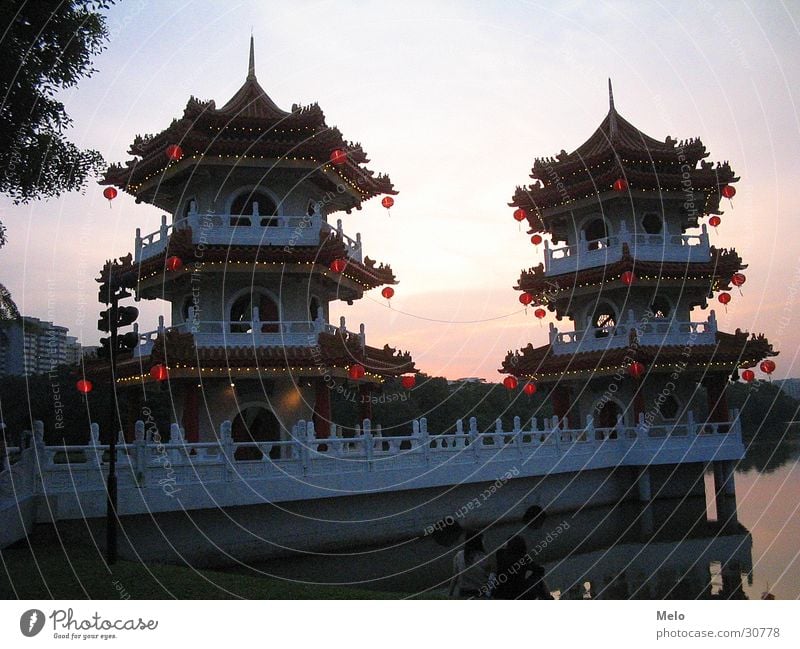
[
  {"xmin": 98, "ymin": 37, "xmax": 415, "ymax": 447},
  {"xmin": 501, "ymin": 81, "xmax": 776, "ymax": 438}
]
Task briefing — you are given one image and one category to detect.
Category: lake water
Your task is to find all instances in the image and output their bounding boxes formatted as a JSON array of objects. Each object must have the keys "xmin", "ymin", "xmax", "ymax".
[{"xmin": 236, "ymin": 436, "xmax": 800, "ymax": 599}]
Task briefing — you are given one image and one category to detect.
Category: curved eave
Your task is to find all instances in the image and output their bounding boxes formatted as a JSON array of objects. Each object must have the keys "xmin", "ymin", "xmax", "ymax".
[{"xmin": 501, "ymin": 330, "xmax": 777, "ymax": 381}]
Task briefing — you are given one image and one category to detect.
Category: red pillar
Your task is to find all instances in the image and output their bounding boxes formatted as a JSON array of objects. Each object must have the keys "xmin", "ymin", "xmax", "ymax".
[
  {"xmin": 705, "ymin": 375, "xmax": 729, "ymax": 423},
  {"xmin": 182, "ymin": 382, "xmax": 199, "ymax": 442},
  {"xmin": 358, "ymin": 383, "xmax": 373, "ymax": 423},
  {"xmin": 313, "ymin": 379, "xmax": 331, "ymax": 438}
]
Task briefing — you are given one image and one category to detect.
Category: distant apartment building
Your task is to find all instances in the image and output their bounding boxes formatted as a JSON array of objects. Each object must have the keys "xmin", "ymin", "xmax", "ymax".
[
  {"xmin": 0, "ymin": 317, "xmax": 83, "ymax": 377},
  {"xmin": 776, "ymin": 378, "xmax": 800, "ymax": 401}
]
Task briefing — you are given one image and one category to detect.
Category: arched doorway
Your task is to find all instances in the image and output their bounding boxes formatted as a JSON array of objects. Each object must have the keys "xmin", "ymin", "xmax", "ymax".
[
  {"xmin": 230, "ymin": 190, "xmax": 278, "ymax": 226},
  {"xmin": 232, "ymin": 405, "xmax": 281, "ymax": 460},
  {"xmin": 584, "ymin": 218, "xmax": 608, "ymax": 251},
  {"xmin": 590, "ymin": 303, "xmax": 618, "ymax": 338},
  {"xmin": 230, "ymin": 290, "xmax": 279, "ymax": 333},
  {"xmin": 596, "ymin": 400, "xmax": 620, "ymax": 437}
]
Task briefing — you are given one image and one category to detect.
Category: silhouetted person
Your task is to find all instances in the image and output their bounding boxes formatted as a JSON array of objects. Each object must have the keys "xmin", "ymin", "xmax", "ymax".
[
  {"xmin": 494, "ymin": 536, "xmax": 530, "ymax": 599},
  {"xmin": 448, "ymin": 532, "xmax": 493, "ymax": 598}
]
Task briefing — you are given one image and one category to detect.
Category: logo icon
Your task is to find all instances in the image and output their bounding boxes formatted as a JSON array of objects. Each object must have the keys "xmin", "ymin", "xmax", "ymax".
[{"xmin": 20, "ymin": 609, "xmax": 45, "ymax": 637}]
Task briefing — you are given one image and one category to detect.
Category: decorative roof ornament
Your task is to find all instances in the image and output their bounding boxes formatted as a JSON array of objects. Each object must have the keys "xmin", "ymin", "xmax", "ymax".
[
  {"xmin": 247, "ymin": 33, "xmax": 256, "ymax": 80},
  {"xmin": 607, "ymin": 78, "xmax": 618, "ymax": 138}
]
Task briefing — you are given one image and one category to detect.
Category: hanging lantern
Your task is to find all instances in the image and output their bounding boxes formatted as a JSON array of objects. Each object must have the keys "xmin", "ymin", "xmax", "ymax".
[
  {"xmin": 76, "ymin": 379, "xmax": 93, "ymax": 394},
  {"xmin": 381, "ymin": 286, "xmax": 395, "ymax": 301},
  {"xmin": 721, "ymin": 185, "xmax": 736, "ymax": 199},
  {"xmin": 709, "ymin": 215, "xmax": 721, "ymax": 228},
  {"xmin": 534, "ymin": 307, "xmax": 546, "ymax": 319},
  {"xmin": 401, "ymin": 375, "xmax": 416, "ymax": 390},
  {"xmin": 741, "ymin": 369, "xmax": 755, "ymax": 383},
  {"xmin": 348, "ymin": 364, "xmax": 366, "ymax": 380},
  {"xmin": 628, "ymin": 361, "xmax": 645, "ymax": 379},
  {"xmin": 718, "ymin": 292, "xmax": 731, "ymax": 305},
  {"xmin": 513, "ymin": 208, "xmax": 526, "ymax": 222},
  {"xmin": 330, "ymin": 149, "xmax": 347, "ymax": 166},
  {"xmin": 613, "ymin": 178, "xmax": 628, "ymax": 192},
  {"xmin": 523, "ymin": 383, "xmax": 536, "ymax": 396},
  {"xmin": 503, "ymin": 376, "xmax": 518, "ymax": 390},
  {"xmin": 150, "ymin": 364, "xmax": 169, "ymax": 381},
  {"xmin": 519, "ymin": 293, "xmax": 534, "ymax": 306},
  {"xmin": 329, "ymin": 258, "xmax": 347, "ymax": 273},
  {"xmin": 166, "ymin": 256, "xmax": 183, "ymax": 271},
  {"xmin": 102, "ymin": 187, "xmax": 117, "ymax": 207},
  {"xmin": 531, "ymin": 234, "xmax": 543, "ymax": 246},
  {"xmin": 731, "ymin": 273, "xmax": 746, "ymax": 287},
  {"xmin": 620, "ymin": 271, "xmax": 636, "ymax": 286},
  {"xmin": 165, "ymin": 144, "xmax": 183, "ymax": 161},
  {"xmin": 760, "ymin": 359, "xmax": 776, "ymax": 375},
  {"xmin": 381, "ymin": 196, "xmax": 394, "ymax": 210}
]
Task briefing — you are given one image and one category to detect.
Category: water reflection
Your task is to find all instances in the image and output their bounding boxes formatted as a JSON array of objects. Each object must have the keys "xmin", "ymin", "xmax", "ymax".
[{"xmin": 247, "ymin": 496, "xmax": 754, "ymax": 599}]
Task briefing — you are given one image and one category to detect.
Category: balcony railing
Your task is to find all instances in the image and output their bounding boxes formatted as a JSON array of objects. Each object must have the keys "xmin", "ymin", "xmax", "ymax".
[
  {"xmin": 544, "ymin": 222, "xmax": 710, "ymax": 275},
  {"xmin": 131, "ymin": 314, "xmax": 365, "ymax": 355},
  {"xmin": 549, "ymin": 310, "xmax": 718, "ymax": 355},
  {"xmin": 135, "ymin": 203, "xmax": 363, "ymax": 264}
]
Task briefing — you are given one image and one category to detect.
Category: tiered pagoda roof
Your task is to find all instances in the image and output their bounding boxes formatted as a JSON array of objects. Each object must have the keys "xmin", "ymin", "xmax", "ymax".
[
  {"xmin": 510, "ymin": 81, "xmax": 738, "ymax": 229},
  {"xmin": 108, "ymin": 328, "xmax": 415, "ymax": 385},
  {"xmin": 102, "ymin": 37, "xmax": 395, "ymax": 212},
  {"xmin": 516, "ymin": 245, "xmax": 745, "ymax": 304},
  {"xmin": 501, "ymin": 330, "xmax": 776, "ymax": 382}
]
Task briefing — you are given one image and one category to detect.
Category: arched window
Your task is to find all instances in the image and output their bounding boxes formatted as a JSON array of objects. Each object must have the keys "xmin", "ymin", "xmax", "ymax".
[
  {"xmin": 584, "ymin": 218, "xmax": 608, "ymax": 251},
  {"xmin": 591, "ymin": 304, "xmax": 617, "ymax": 338},
  {"xmin": 232, "ymin": 405, "xmax": 281, "ymax": 460},
  {"xmin": 182, "ymin": 198, "xmax": 196, "ymax": 218},
  {"xmin": 641, "ymin": 212, "xmax": 663, "ymax": 234},
  {"xmin": 660, "ymin": 395, "xmax": 679, "ymax": 420},
  {"xmin": 650, "ymin": 295, "xmax": 670, "ymax": 319},
  {"xmin": 309, "ymin": 296, "xmax": 321, "ymax": 321},
  {"xmin": 230, "ymin": 291, "xmax": 279, "ymax": 333},
  {"xmin": 230, "ymin": 191, "xmax": 278, "ymax": 226},
  {"xmin": 181, "ymin": 295, "xmax": 195, "ymax": 322}
]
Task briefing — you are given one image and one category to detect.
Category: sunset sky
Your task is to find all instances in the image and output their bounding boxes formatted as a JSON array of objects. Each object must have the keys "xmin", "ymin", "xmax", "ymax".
[{"xmin": 1, "ymin": 0, "xmax": 798, "ymax": 380}]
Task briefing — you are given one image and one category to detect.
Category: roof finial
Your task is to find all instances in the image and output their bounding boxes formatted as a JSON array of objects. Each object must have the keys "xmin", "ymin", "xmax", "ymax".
[
  {"xmin": 247, "ymin": 33, "xmax": 256, "ymax": 80},
  {"xmin": 608, "ymin": 78, "xmax": 615, "ymax": 111}
]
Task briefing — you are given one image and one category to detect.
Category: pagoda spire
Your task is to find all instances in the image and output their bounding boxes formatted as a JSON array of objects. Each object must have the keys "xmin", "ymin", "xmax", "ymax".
[
  {"xmin": 607, "ymin": 78, "xmax": 618, "ymax": 138},
  {"xmin": 247, "ymin": 34, "xmax": 256, "ymax": 80}
]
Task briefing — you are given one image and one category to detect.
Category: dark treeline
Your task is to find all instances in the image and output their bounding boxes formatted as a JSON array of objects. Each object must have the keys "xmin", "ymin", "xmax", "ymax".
[{"xmin": 1, "ymin": 370, "xmax": 797, "ymax": 472}]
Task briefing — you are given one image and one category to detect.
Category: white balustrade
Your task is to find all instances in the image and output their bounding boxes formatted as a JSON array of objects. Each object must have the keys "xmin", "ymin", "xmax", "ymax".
[
  {"xmin": 549, "ymin": 310, "xmax": 718, "ymax": 355},
  {"xmin": 134, "ymin": 205, "xmax": 364, "ymax": 264},
  {"xmin": 544, "ymin": 222, "xmax": 710, "ymax": 275}
]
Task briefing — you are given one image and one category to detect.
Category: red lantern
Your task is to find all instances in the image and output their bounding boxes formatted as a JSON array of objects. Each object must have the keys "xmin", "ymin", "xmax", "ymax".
[
  {"xmin": 348, "ymin": 364, "xmax": 366, "ymax": 380},
  {"xmin": 620, "ymin": 271, "xmax": 636, "ymax": 286},
  {"xmin": 613, "ymin": 178, "xmax": 628, "ymax": 192},
  {"xmin": 381, "ymin": 196, "xmax": 394, "ymax": 210},
  {"xmin": 760, "ymin": 360, "xmax": 776, "ymax": 375},
  {"xmin": 329, "ymin": 258, "xmax": 347, "ymax": 273},
  {"xmin": 721, "ymin": 185, "xmax": 736, "ymax": 199},
  {"xmin": 330, "ymin": 149, "xmax": 347, "ymax": 166},
  {"xmin": 534, "ymin": 307, "xmax": 546, "ymax": 319},
  {"xmin": 150, "ymin": 364, "xmax": 168, "ymax": 381},
  {"xmin": 709, "ymin": 215, "xmax": 721, "ymax": 228},
  {"xmin": 741, "ymin": 369, "xmax": 755, "ymax": 383},
  {"xmin": 523, "ymin": 383, "xmax": 536, "ymax": 396},
  {"xmin": 382, "ymin": 286, "xmax": 395, "ymax": 300},
  {"xmin": 76, "ymin": 379, "xmax": 93, "ymax": 394},
  {"xmin": 503, "ymin": 376, "xmax": 518, "ymax": 390},
  {"xmin": 401, "ymin": 375, "xmax": 416, "ymax": 390},
  {"xmin": 166, "ymin": 256, "xmax": 183, "ymax": 271},
  {"xmin": 628, "ymin": 361, "xmax": 645, "ymax": 379},
  {"xmin": 718, "ymin": 292, "xmax": 731, "ymax": 305},
  {"xmin": 165, "ymin": 144, "xmax": 183, "ymax": 161},
  {"xmin": 531, "ymin": 234, "xmax": 543, "ymax": 246},
  {"xmin": 513, "ymin": 208, "xmax": 526, "ymax": 222},
  {"xmin": 102, "ymin": 187, "xmax": 117, "ymax": 206},
  {"xmin": 731, "ymin": 273, "xmax": 746, "ymax": 287},
  {"xmin": 519, "ymin": 293, "xmax": 534, "ymax": 306}
]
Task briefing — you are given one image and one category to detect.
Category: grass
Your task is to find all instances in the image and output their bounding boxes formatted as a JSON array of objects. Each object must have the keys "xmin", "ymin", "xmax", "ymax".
[{"xmin": 0, "ymin": 535, "xmax": 402, "ymax": 599}]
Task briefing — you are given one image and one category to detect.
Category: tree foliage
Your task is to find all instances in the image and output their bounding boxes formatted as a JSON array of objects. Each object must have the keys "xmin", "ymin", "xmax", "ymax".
[{"xmin": 0, "ymin": 0, "xmax": 113, "ymax": 203}]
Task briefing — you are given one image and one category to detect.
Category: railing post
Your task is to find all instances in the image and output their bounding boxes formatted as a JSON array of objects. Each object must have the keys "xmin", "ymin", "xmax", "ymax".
[
  {"xmin": 469, "ymin": 417, "xmax": 479, "ymax": 459},
  {"xmin": 169, "ymin": 424, "xmax": 185, "ymax": 465},
  {"xmin": 543, "ymin": 238, "xmax": 551, "ymax": 272},
  {"xmin": 160, "ymin": 214, "xmax": 168, "ymax": 240},
  {"xmin": 339, "ymin": 316, "xmax": 347, "ymax": 334},
  {"xmin": 586, "ymin": 414, "xmax": 596, "ymax": 442},
  {"xmin": 616, "ymin": 414, "xmax": 626, "ymax": 441},
  {"xmin": 337, "ymin": 218, "xmax": 343, "ymax": 238},
  {"xmin": 513, "ymin": 416, "xmax": 522, "ymax": 456},
  {"xmin": 32, "ymin": 421, "xmax": 45, "ymax": 492},
  {"xmin": 135, "ymin": 227, "xmax": 142, "ymax": 262},
  {"xmin": 363, "ymin": 419, "xmax": 373, "ymax": 471},
  {"xmin": 700, "ymin": 223, "xmax": 709, "ymax": 248},
  {"xmin": 157, "ymin": 314, "xmax": 165, "ymax": 336},
  {"xmin": 359, "ymin": 323, "xmax": 365, "ymax": 349},
  {"xmin": 455, "ymin": 418, "xmax": 464, "ymax": 450},
  {"xmin": 89, "ymin": 422, "xmax": 101, "ymax": 467}
]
